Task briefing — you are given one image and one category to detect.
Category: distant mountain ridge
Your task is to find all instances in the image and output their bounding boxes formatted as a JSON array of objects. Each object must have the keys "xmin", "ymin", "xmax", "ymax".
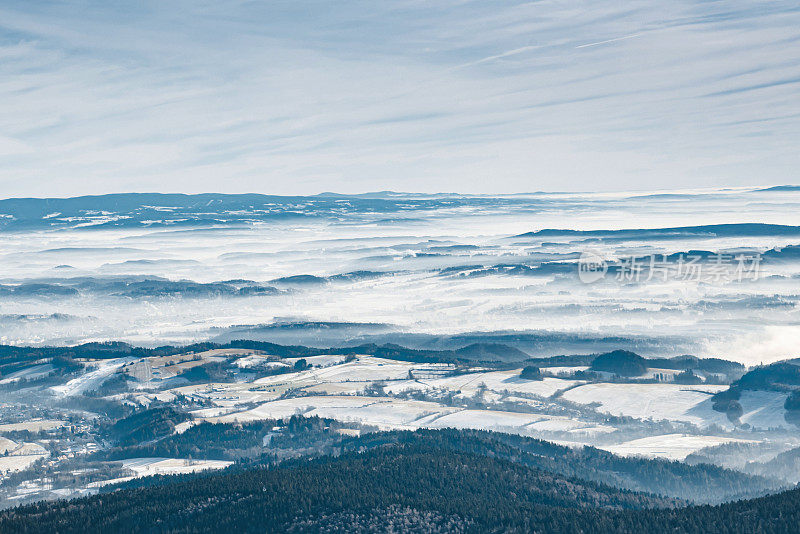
[
  {"xmin": 758, "ymin": 185, "xmax": 800, "ymax": 192},
  {"xmin": 518, "ymin": 223, "xmax": 800, "ymax": 239},
  {"xmin": 0, "ymin": 192, "xmax": 560, "ymax": 231},
  {"xmin": 5, "ymin": 192, "xmax": 798, "ymax": 233}
]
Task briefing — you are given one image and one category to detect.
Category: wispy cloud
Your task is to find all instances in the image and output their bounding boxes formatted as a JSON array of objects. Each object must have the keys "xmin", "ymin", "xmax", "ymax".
[
  {"xmin": 0, "ymin": 1, "xmax": 798, "ymax": 196},
  {"xmin": 575, "ymin": 33, "xmax": 643, "ymax": 49}
]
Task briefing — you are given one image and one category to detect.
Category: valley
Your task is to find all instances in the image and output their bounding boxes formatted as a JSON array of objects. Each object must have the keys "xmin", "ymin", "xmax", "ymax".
[{"xmin": 0, "ymin": 340, "xmax": 797, "ymax": 508}]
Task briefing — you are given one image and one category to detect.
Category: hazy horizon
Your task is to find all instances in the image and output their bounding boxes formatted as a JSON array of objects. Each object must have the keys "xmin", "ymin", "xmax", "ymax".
[{"xmin": 0, "ymin": 184, "xmax": 798, "ymax": 201}]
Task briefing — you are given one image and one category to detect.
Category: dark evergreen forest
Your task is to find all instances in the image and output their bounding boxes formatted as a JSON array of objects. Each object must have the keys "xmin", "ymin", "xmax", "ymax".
[{"xmin": 1, "ymin": 429, "xmax": 797, "ymax": 534}]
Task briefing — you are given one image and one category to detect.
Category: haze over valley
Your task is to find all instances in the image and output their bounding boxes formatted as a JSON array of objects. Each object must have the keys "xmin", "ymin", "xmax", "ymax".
[{"xmin": 1, "ymin": 187, "xmax": 799, "ymax": 364}]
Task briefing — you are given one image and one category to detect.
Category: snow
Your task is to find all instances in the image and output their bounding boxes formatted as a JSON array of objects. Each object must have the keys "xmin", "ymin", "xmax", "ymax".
[
  {"xmin": 13, "ymin": 443, "xmax": 48, "ymax": 456},
  {"xmin": 206, "ymin": 395, "xmax": 616, "ymax": 437},
  {"xmin": 50, "ymin": 357, "xmax": 135, "ymax": 396},
  {"xmin": 0, "ymin": 420, "xmax": 66, "ymax": 432},
  {"xmin": 0, "ymin": 438, "xmax": 49, "ymax": 472},
  {"xmin": 420, "ymin": 372, "xmax": 583, "ymax": 398},
  {"xmin": 599, "ymin": 434, "xmax": 756, "ymax": 461},
  {"xmin": 284, "ymin": 355, "xmax": 348, "ymax": 367},
  {"xmin": 246, "ymin": 357, "xmax": 450, "ymax": 395},
  {"xmin": 0, "ymin": 453, "xmax": 48, "ymax": 474},
  {"xmin": 120, "ymin": 457, "xmax": 232, "ymax": 477},
  {"xmin": 190, "ymin": 406, "xmax": 236, "ymax": 418},
  {"xmin": 165, "ymin": 354, "xmax": 784, "ymax": 447},
  {"xmin": 88, "ymin": 477, "xmax": 136, "ymax": 488},
  {"xmin": 173, "ymin": 420, "xmax": 198, "ymax": 434},
  {"xmin": 0, "ymin": 364, "xmax": 55, "ymax": 384},
  {"xmin": 739, "ymin": 390, "xmax": 791, "ymax": 430},
  {"xmin": 35, "ymin": 346, "xmax": 793, "ymax": 471},
  {"xmin": 88, "ymin": 458, "xmax": 232, "ymax": 488},
  {"xmin": 0, "ymin": 438, "xmax": 18, "ymax": 454},
  {"xmin": 304, "ymin": 382, "xmax": 366, "ymax": 395},
  {"xmin": 232, "ymin": 355, "xmax": 265, "ymax": 368},
  {"xmin": 210, "ymin": 396, "xmax": 455, "ymax": 430},
  {"xmin": 561, "ymin": 383, "xmax": 730, "ymax": 427},
  {"xmin": 426, "ymin": 409, "xmax": 614, "ymax": 436},
  {"xmin": 529, "ymin": 418, "xmax": 616, "ymax": 435},
  {"xmin": 298, "ymin": 357, "xmax": 419, "ymax": 382},
  {"xmin": 560, "ymin": 383, "xmax": 793, "ymax": 430}
]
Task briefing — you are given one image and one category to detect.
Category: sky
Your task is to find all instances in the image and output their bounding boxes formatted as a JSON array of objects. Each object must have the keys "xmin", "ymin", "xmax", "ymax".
[{"xmin": 0, "ymin": 0, "xmax": 799, "ymax": 197}]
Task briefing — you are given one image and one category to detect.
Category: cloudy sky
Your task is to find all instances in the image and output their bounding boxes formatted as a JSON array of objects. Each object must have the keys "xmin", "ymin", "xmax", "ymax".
[{"xmin": 1, "ymin": 1, "xmax": 798, "ymax": 196}]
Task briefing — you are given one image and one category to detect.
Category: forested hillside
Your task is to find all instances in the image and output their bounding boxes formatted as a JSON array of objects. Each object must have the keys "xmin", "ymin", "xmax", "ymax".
[
  {"xmin": 93, "ymin": 422, "xmax": 780, "ymax": 504},
  {"xmin": 1, "ymin": 432, "xmax": 797, "ymax": 534},
  {"xmin": 336, "ymin": 429, "xmax": 778, "ymax": 503}
]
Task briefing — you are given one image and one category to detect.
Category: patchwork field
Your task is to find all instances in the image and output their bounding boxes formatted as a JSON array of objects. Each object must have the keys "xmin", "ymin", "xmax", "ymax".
[
  {"xmin": 2, "ymin": 342, "xmax": 796, "ymax": 506},
  {"xmin": 139, "ymin": 354, "xmax": 794, "ymax": 461}
]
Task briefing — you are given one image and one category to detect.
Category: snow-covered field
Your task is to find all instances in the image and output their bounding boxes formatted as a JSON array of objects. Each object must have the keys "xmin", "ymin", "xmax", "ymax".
[
  {"xmin": 561, "ymin": 383, "xmax": 731, "ymax": 427},
  {"xmin": 50, "ymin": 357, "xmax": 135, "ymax": 396},
  {"xmin": 0, "ymin": 364, "xmax": 55, "ymax": 384},
  {"xmin": 0, "ymin": 437, "xmax": 49, "ymax": 474},
  {"xmin": 284, "ymin": 355, "xmax": 348, "ymax": 367},
  {"xmin": 148, "ymin": 354, "xmax": 795, "ymax": 457},
  {"xmin": 208, "ymin": 396, "xmax": 456, "ymax": 430},
  {"xmin": 559, "ymin": 383, "xmax": 794, "ymax": 431},
  {"xmin": 0, "ymin": 344, "xmax": 794, "ymax": 499},
  {"xmin": 242, "ymin": 357, "xmax": 582, "ymax": 401},
  {"xmin": 424, "ymin": 409, "xmax": 615, "ymax": 436},
  {"xmin": 0, "ymin": 420, "xmax": 66, "ymax": 433},
  {"xmin": 253, "ymin": 357, "xmax": 451, "ymax": 385},
  {"xmin": 598, "ymin": 434, "xmax": 756, "ymax": 461},
  {"xmin": 0, "ymin": 455, "xmax": 46, "ymax": 474},
  {"xmin": 205, "ymin": 394, "xmax": 617, "ymax": 437},
  {"xmin": 739, "ymin": 391, "xmax": 791, "ymax": 430},
  {"xmin": 87, "ymin": 458, "xmax": 233, "ymax": 488},
  {"xmin": 416, "ymin": 372, "xmax": 583, "ymax": 398},
  {"xmin": 120, "ymin": 457, "xmax": 232, "ymax": 477}
]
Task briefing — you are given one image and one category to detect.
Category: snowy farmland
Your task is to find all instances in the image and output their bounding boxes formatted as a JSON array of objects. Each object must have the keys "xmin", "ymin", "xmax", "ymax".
[
  {"xmin": 138, "ymin": 353, "xmax": 795, "ymax": 458},
  {"xmin": 0, "ymin": 437, "xmax": 49, "ymax": 474},
  {"xmin": 561, "ymin": 383, "xmax": 731, "ymax": 427},
  {"xmin": 598, "ymin": 434, "xmax": 756, "ymax": 461},
  {"xmin": 204, "ymin": 395, "xmax": 616, "ymax": 437},
  {"xmin": 120, "ymin": 457, "xmax": 232, "ymax": 477},
  {"xmin": 1, "ymin": 344, "xmax": 797, "ymax": 509},
  {"xmin": 0, "ymin": 420, "xmax": 66, "ymax": 433},
  {"xmin": 88, "ymin": 458, "xmax": 233, "ymax": 488}
]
